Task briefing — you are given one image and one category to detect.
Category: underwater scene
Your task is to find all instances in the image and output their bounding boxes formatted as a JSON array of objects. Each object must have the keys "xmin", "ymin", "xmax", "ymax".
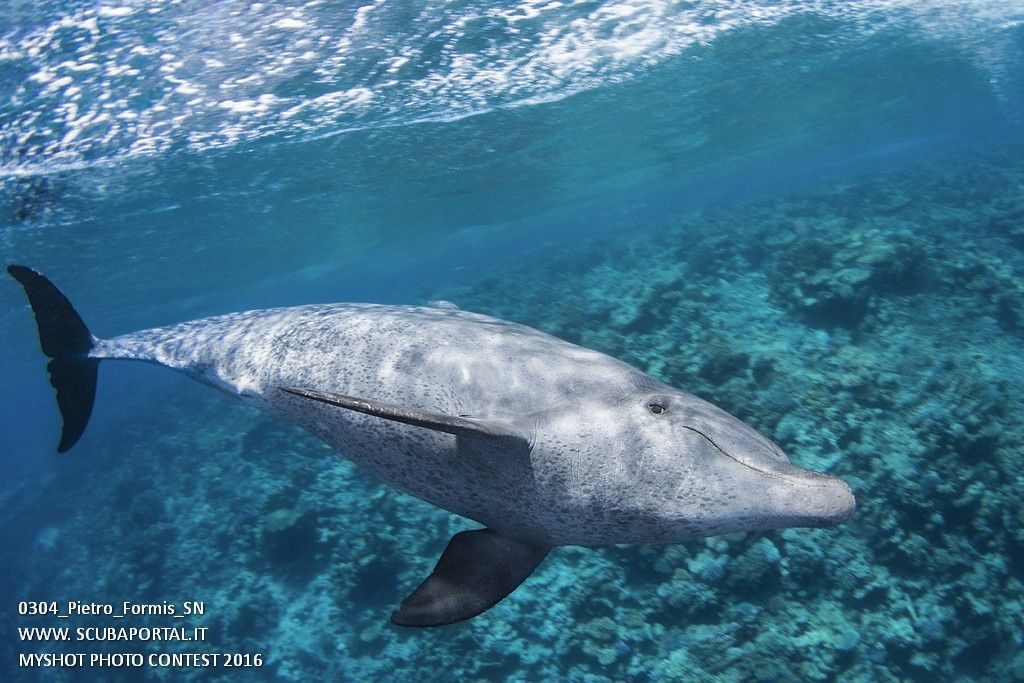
[{"xmin": 2, "ymin": 0, "xmax": 1024, "ymax": 680}]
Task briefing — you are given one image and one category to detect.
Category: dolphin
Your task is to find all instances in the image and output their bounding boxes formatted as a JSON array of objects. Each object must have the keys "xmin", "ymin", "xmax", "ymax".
[{"xmin": 7, "ymin": 265, "xmax": 855, "ymax": 627}]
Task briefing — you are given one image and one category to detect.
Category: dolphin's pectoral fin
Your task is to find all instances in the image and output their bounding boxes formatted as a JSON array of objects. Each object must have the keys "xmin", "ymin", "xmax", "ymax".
[
  {"xmin": 278, "ymin": 387, "xmax": 533, "ymax": 474},
  {"xmin": 454, "ymin": 431, "xmax": 533, "ymax": 480},
  {"xmin": 391, "ymin": 528, "xmax": 549, "ymax": 627}
]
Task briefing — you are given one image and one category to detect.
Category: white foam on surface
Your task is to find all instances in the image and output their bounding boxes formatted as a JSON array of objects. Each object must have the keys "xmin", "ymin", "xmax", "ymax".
[{"xmin": 0, "ymin": 0, "xmax": 1021, "ymax": 176}]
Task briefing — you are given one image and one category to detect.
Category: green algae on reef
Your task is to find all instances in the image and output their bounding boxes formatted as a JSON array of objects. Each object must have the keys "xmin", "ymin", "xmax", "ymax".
[{"xmin": 6, "ymin": 151, "xmax": 1024, "ymax": 681}]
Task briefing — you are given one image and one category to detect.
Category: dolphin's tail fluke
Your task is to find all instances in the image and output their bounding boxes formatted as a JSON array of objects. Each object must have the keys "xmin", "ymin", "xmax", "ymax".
[{"xmin": 8, "ymin": 265, "xmax": 99, "ymax": 452}]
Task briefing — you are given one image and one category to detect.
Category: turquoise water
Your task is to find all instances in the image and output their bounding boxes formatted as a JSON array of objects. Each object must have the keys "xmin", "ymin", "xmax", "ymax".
[{"xmin": 2, "ymin": 1, "xmax": 1024, "ymax": 680}]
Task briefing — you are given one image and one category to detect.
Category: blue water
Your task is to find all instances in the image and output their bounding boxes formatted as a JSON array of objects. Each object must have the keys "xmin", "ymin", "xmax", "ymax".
[{"xmin": 2, "ymin": 1, "xmax": 1024, "ymax": 680}]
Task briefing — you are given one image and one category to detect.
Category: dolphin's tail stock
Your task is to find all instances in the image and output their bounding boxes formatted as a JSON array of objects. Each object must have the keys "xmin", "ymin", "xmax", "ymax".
[{"xmin": 8, "ymin": 265, "xmax": 99, "ymax": 452}]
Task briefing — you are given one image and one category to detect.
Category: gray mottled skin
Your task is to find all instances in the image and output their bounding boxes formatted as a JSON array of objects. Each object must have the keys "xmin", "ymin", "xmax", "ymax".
[{"xmin": 92, "ymin": 302, "xmax": 855, "ymax": 547}]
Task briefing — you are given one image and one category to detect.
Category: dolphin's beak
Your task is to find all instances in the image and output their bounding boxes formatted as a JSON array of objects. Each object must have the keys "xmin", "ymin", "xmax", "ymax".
[
  {"xmin": 765, "ymin": 461, "xmax": 857, "ymax": 527},
  {"xmin": 685, "ymin": 424, "xmax": 856, "ymax": 527}
]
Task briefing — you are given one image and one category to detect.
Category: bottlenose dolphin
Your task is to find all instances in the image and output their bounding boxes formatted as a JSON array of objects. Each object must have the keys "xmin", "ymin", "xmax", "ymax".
[{"xmin": 8, "ymin": 265, "xmax": 855, "ymax": 627}]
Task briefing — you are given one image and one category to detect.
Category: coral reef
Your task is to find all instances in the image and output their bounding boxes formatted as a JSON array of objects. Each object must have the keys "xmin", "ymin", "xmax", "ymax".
[{"xmin": 4, "ymin": 150, "xmax": 1024, "ymax": 681}]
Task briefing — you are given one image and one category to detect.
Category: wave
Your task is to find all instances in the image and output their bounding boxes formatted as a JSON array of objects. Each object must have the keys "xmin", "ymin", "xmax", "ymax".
[{"xmin": 1, "ymin": 0, "xmax": 1021, "ymax": 177}]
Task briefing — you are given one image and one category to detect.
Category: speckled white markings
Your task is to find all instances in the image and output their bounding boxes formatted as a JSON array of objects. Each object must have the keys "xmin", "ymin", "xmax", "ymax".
[{"xmin": 90, "ymin": 301, "xmax": 855, "ymax": 546}]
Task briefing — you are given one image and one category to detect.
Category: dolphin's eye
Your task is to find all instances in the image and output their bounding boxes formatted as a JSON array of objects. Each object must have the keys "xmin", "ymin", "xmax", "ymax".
[{"xmin": 647, "ymin": 402, "xmax": 666, "ymax": 415}]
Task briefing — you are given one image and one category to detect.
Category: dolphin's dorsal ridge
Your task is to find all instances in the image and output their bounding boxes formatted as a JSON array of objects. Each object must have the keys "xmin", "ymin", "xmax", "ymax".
[
  {"xmin": 427, "ymin": 300, "xmax": 460, "ymax": 310},
  {"xmin": 391, "ymin": 528, "xmax": 549, "ymax": 627}
]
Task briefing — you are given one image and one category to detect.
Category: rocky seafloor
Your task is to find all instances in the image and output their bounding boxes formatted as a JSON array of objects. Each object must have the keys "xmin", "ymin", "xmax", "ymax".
[{"xmin": 3, "ymin": 151, "xmax": 1024, "ymax": 681}]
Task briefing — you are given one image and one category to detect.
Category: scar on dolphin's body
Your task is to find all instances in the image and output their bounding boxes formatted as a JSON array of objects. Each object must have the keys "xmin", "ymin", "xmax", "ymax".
[{"xmin": 7, "ymin": 265, "xmax": 856, "ymax": 627}]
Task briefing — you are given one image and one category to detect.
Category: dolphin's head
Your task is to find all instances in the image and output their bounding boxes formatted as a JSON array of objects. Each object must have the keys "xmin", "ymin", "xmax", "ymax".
[{"xmin": 570, "ymin": 378, "xmax": 856, "ymax": 543}]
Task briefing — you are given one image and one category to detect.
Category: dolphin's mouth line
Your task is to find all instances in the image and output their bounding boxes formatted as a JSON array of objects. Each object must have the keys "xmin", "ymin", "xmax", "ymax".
[{"xmin": 681, "ymin": 425, "xmax": 829, "ymax": 488}]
